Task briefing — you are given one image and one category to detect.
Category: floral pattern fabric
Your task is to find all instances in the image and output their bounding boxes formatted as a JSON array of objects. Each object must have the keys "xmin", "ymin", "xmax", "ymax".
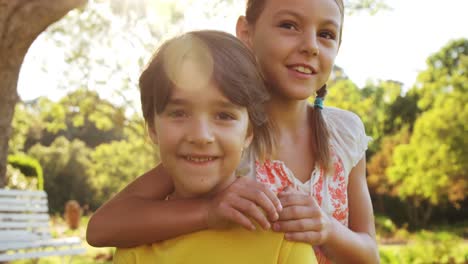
[{"xmin": 255, "ymin": 107, "xmax": 371, "ymax": 264}]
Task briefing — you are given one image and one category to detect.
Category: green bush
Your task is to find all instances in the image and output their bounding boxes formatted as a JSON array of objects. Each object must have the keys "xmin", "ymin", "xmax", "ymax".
[
  {"xmin": 375, "ymin": 214, "xmax": 397, "ymax": 238},
  {"xmin": 379, "ymin": 231, "xmax": 467, "ymax": 264},
  {"xmin": 8, "ymin": 153, "xmax": 44, "ymax": 190}
]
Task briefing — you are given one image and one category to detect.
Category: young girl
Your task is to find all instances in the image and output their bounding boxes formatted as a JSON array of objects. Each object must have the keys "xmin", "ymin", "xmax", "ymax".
[
  {"xmin": 113, "ymin": 29, "xmax": 316, "ymax": 264},
  {"xmin": 87, "ymin": 0, "xmax": 379, "ymax": 263}
]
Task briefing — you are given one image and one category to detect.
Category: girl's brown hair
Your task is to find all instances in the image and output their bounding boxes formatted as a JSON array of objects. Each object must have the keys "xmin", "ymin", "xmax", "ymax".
[
  {"xmin": 139, "ymin": 30, "xmax": 274, "ymax": 161},
  {"xmin": 245, "ymin": 0, "xmax": 345, "ymax": 171}
]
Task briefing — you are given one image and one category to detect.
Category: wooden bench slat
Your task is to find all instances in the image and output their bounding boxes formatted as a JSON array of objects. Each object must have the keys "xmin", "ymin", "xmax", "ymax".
[
  {"xmin": 0, "ymin": 213, "xmax": 49, "ymax": 221},
  {"xmin": 0, "ymin": 231, "xmax": 51, "ymax": 242},
  {"xmin": 0, "ymin": 205, "xmax": 48, "ymax": 213},
  {"xmin": 0, "ymin": 189, "xmax": 46, "ymax": 198},
  {"xmin": 1, "ymin": 198, "xmax": 48, "ymax": 206},
  {"xmin": 0, "ymin": 189, "xmax": 85, "ymax": 260},
  {"xmin": 0, "ymin": 221, "xmax": 49, "ymax": 229},
  {"xmin": 0, "ymin": 237, "xmax": 82, "ymax": 251},
  {"xmin": 0, "ymin": 247, "xmax": 86, "ymax": 261}
]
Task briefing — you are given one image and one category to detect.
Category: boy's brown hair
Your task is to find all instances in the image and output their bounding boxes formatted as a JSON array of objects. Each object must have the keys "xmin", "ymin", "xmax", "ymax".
[{"xmin": 139, "ymin": 30, "xmax": 274, "ymax": 161}]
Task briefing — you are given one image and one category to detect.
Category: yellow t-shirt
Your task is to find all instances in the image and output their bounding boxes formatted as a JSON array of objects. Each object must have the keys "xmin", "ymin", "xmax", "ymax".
[{"xmin": 114, "ymin": 226, "xmax": 316, "ymax": 264}]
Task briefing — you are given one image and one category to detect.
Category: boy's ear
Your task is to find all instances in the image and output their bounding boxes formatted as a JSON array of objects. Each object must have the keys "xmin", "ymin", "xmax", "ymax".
[
  {"xmin": 236, "ymin": 16, "xmax": 253, "ymax": 49},
  {"xmin": 147, "ymin": 124, "xmax": 159, "ymax": 145}
]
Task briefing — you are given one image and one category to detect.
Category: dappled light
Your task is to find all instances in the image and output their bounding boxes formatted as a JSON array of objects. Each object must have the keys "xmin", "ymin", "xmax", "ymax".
[{"xmin": 1, "ymin": 0, "xmax": 467, "ymax": 263}]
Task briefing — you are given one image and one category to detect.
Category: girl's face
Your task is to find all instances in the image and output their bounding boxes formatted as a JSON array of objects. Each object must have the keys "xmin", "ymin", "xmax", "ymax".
[
  {"xmin": 149, "ymin": 59, "xmax": 253, "ymax": 199},
  {"xmin": 237, "ymin": 0, "xmax": 341, "ymax": 101}
]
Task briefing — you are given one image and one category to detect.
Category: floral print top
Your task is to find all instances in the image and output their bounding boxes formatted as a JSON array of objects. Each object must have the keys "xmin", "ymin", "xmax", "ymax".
[{"xmin": 255, "ymin": 107, "xmax": 371, "ymax": 264}]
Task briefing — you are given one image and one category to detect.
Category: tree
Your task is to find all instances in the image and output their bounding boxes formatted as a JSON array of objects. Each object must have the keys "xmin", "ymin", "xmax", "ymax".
[
  {"xmin": 0, "ymin": 0, "xmax": 86, "ymax": 187},
  {"xmin": 28, "ymin": 136, "xmax": 95, "ymax": 213},
  {"xmin": 387, "ymin": 39, "xmax": 468, "ymax": 227},
  {"xmin": 367, "ymin": 127, "xmax": 410, "ymax": 214},
  {"xmin": 326, "ymin": 78, "xmax": 404, "ymax": 154}
]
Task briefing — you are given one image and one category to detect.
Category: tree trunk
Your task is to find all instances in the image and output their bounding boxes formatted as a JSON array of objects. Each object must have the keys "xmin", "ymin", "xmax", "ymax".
[{"xmin": 0, "ymin": 0, "xmax": 87, "ymax": 187}]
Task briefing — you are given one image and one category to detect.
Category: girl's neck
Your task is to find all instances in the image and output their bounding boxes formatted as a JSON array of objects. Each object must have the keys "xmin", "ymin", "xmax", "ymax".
[{"xmin": 266, "ymin": 96, "xmax": 311, "ymax": 136}]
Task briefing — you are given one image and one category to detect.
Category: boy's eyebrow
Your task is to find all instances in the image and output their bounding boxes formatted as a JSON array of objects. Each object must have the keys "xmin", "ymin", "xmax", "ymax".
[
  {"xmin": 167, "ymin": 98, "xmax": 243, "ymax": 110},
  {"xmin": 166, "ymin": 98, "xmax": 189, "ymax": 106},
  {"xmin": 213, "ymin": 100, "xmax": 244, "ymax": 110},
  {"xmin": 274, "ymin": 9, "xmax": 339, "ymax": 29}
]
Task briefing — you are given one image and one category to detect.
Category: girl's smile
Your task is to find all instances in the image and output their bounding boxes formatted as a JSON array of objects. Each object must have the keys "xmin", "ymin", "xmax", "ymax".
[{"xmin": 287, "ymin": 63, "xmax": 318, "ymax": 80}]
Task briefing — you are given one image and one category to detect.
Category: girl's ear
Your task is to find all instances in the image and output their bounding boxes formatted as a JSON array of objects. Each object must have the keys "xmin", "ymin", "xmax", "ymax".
[
  {"xmin": 147, "ymin": 124, "xmax": 159, "ymax": 145},
  {"xmin": 236, "ymin": 16, "xmax": 253, "ymax": 49},
  {"xmin": 244, "ymin": 126, "xmax": 254, "ymax": 149}
]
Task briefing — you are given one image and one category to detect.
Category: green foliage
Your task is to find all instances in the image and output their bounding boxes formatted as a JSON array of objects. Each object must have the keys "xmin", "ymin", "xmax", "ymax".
[
  {"xmin": 375, "ymin": 214, "xmax": 397, "ymax": 238},
  {"xmin": 379, "ymin": 231, "xmax": 467, "ymax": 264},
  {"xmin": 387, "ymin": 39, "xmax": 468, "ymax": 227},
  {"xmin": 7, "ymin": 153, "xmax": 44, "ymax": 190},
  {"xmin": 414, "ymin": 39, "xmax": 468, "ymax": 111},
  {"xmin": 367, "ymin": 127, "xmax": 410, "ymax": 197},
  {"xmin": 9, "ymin": 104, "xmax": 34, "ymax": 154},
  {"xmin": 28, "ymin": 136, "xmax": 96, "ymax": 213},
  {"xmin": 88, "ymin": 117, "xmax": 157, "ymax": 205},
  {"xmin": 22, "ymin": 90, "xmax": 127, "ymax": 150},
  {"xmin": 327, "ymin": 79, "xmax": 406, "ymax": 153},
  {"xmin": 5, "ymin": 164, "xmax": 37, "ymax": 190}
]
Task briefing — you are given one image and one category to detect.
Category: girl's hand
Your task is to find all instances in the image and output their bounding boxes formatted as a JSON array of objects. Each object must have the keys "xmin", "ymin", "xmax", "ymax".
[
  {"xmin": 205, "ymin": 176, "xmax": 282, "ymax": 231},
  {"xmin": 273, "ymin": 187, "xmax": 331, "ymax": 245}
]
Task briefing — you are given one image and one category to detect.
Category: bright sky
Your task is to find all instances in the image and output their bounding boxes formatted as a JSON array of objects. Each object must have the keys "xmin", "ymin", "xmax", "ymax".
[{"xmin": 18, "ymin": 0, "xmax": 468, "ymax": 102}]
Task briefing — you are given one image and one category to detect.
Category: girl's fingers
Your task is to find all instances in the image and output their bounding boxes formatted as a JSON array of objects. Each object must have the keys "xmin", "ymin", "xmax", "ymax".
[
  {"xmin": 230, "ymin": 195, "xmax": 271, "ymax": 230},
  {"xmin": 234, "ymin": 181, "xmax": 279, "ymax": 222},
  {"xmin": 220, "ymin": 206, "xmax": 256, "ymax": 231},
  {"xmin": 250, "ymin": 182, "xmax": 281, "ymax": 221},
  {"xmin": 255, "ymin": 182, "xmax": 283, "ymax": 213},
  {"xmin": 273, "ymin": 218, "xmax": 323, "ymax": 233},
  {"xmin": 284, "ymin": 231, "xmax": 322, "ymax": 245},
  {"xmin": 277, "ymin": 205, "xmax": 320, "ymax": 221},
  {"xmin": 278, "ymin": 192, "xmax": 319, "ymax": 208}
]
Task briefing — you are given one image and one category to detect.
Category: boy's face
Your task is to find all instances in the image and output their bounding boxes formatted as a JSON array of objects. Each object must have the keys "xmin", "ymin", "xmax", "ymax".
[{"xmin": 149, "ymin": 60, "xmax": 252, "ymax": 199}]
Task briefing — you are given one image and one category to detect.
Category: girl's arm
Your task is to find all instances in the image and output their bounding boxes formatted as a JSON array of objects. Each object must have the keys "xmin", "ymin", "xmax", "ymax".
[
  {"xmin": 321, "ymin": 157, "xmax": 379, "ymax": 263},
  {"xmin": 275, "ymin": 157, "xmax": 379, "ymax": 263},
  {"xmin": 86, "ymin": 165, "xmax": 282, "ymax": 248}
]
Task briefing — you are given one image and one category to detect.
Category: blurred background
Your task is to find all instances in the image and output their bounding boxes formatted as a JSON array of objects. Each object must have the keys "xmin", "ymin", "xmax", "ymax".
[{"xmin": 2, "ymin": 0, "xmax": 467, "ymax": 263}]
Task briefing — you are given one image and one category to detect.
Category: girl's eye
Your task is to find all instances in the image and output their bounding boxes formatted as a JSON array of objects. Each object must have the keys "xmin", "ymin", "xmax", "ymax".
[
  {"xmin": 167, "ymin": 110, "xmax": 187, "ymax": 118},
  {"xmin": 279, "ymin": 22, "xmax": 298, "ymax": 31},
  {"xmin": 216, "ymin": 112, "xmax": 236, "ymax": 121},
  {"xmin": 319, "ymin": 31, "xmax": 336, "ymax": 40}
]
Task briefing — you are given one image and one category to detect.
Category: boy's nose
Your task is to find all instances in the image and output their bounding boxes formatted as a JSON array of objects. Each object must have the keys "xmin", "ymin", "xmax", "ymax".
[{"xmin": 186, "ymin": 119, "xmax": 215, "ymax": 145}]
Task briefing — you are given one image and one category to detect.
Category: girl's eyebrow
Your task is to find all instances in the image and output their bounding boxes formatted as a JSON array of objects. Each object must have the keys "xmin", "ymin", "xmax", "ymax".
[
  {"xmin": 273, "ymin": 9, "xmax": 302, "ymax": 20},
  {"xmin": 273, "ymin": 9, "xmax": 339, "ymax": 29}
]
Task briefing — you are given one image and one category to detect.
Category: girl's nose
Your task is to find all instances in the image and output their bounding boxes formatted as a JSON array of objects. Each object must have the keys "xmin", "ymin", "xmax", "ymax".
[
  {"xmin": 186, "ymin": 119, "xmax": 215, "ymax": 145},
  {"xmin": 300, "ymin": 32, "xmax": 319, "ymax": 56}
]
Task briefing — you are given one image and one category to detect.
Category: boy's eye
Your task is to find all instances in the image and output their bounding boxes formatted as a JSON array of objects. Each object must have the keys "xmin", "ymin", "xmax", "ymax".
[
  {"xmin": 319, "ymin": 30, "xmax": 336, "ymax": 40},
  {"xmin": 167, "ymin": 110, "xmax": 187, "ymax": 118},
  {"xmin": 216, "ymin": 112, "xmax": 236, "ymax": 121},
  {"xmin": 278, "ymin": 21, "xmax": 298, "ymax": 31}
]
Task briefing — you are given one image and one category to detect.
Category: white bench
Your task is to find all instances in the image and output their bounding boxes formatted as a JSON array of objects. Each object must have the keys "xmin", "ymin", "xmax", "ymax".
[{"xmin": 0, "ymin": 189, "xmax": 86, "ymax": 262}]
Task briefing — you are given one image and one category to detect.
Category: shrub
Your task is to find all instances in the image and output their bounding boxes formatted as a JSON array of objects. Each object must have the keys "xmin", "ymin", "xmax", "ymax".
[{"xmin": 7, "ymin": 153, "xmax": 44, "ymax": 190}]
